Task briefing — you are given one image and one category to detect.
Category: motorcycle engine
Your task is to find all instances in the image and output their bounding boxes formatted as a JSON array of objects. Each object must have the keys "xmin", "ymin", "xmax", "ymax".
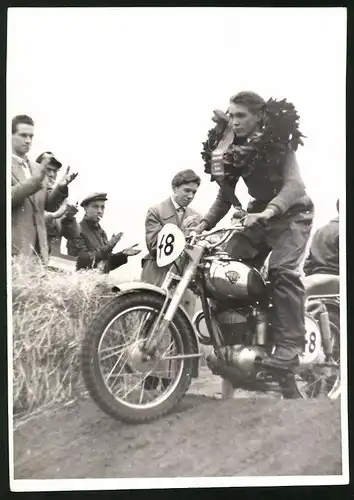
[
  {"xmin": 205, "ymin": 305, "xmax": 269, "ymax": 380},
  {"xmin": 215, "ymin": 308, "xmax": 250, "ymax": 345},
  {"xmin": 206, "ymin": 344, "xmax": 268, "ymax": 379}
]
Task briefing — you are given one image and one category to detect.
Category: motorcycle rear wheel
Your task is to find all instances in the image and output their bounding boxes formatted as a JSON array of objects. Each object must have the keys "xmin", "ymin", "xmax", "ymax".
[{"xmin": 81, "ymin": 292, "xmax": 196, "ymax": 424}]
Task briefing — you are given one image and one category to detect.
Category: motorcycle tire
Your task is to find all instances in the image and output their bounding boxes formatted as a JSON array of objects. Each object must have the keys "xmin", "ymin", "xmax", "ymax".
[{"xmin": 81, "ymin": 291, "xmax": 196, "ymax": 424}]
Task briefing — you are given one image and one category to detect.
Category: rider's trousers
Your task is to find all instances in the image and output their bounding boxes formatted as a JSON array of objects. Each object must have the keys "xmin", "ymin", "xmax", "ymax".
[{"xmin": 225, "ymin": 208, "xmax": 314, "ymax": 348}]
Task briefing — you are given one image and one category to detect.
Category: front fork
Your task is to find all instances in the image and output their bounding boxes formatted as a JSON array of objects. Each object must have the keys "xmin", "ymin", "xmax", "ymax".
[{"xmin": 142, "ymin": 244, "xmax": 206, "ymax": 357}]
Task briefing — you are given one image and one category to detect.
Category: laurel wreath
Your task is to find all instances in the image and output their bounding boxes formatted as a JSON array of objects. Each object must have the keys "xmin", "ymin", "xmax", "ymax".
[{"xmin": 201, "ymin": 98, "xmax": 305, "ymax": 181}]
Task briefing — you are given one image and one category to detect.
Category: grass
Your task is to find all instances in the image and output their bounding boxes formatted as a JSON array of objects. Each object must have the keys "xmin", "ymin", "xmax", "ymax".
[{"xmin": 11, "ymin": 255, "xmax": 117, "ymax": 418}]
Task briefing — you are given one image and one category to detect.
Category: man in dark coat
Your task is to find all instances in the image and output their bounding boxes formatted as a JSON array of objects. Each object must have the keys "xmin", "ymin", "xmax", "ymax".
[
  {"xmin": 303, "ymin": 200, "xmax": 339, "ymax": 276},
  {"xmin": 67, "ymin": 192, "xmax": 141, "ymax": 272}
]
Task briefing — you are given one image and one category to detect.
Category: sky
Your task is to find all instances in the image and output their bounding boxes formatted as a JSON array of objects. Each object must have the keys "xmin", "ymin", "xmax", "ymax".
[{"xmin": 7, "ymin": 7, "xmax": 347, "ymax": 280}]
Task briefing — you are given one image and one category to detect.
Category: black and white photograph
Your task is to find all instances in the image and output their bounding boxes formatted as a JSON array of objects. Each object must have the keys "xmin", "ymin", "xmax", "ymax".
[{"xmin": 7, "ymin": 6, "xmax": 348, "ymax": 491}]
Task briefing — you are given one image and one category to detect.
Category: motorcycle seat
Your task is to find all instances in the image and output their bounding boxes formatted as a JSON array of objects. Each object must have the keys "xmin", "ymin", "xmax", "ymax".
[{"xmin": 303, "ymin": 273, "xmax": 340, "ymax": 296}]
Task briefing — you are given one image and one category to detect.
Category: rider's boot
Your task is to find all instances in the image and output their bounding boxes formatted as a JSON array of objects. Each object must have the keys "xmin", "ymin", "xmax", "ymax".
[
  {"xmin": 144, "ymin": 376, "xmax": 170, "ymax": 391},
  {"xmin": 261, "ymin": 341, "xmax": 301, "ymax": 372}
]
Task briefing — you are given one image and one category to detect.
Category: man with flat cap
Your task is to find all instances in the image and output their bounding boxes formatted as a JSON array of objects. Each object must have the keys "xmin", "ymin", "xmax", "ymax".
[{"xmin": 67, "ymin": 192, "xmax": 141, "ymax": 273}]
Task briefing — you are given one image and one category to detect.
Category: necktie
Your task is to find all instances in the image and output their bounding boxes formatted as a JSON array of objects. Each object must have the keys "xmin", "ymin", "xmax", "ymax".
[
  {"xmin": 21, "ymin": 159, "xmax": 31, "ymax": 180},
  {"xmin": 177, "ymin": 206, "xmax": 185, "ymax": 223}
]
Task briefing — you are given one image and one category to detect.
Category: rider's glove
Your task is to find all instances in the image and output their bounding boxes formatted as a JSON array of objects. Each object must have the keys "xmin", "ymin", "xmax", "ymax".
[{"xmin": 231, "ymin": 207, "xmax": 247, "ymax": 225}]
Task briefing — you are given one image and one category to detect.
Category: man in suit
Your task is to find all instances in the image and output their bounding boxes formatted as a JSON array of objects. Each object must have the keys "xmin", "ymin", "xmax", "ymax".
[
  {"xmin": 11, "ymin": 115, "xmax": 77, "ymax": 264},
  {"xmin": 36, "ymin": 151, "xmax": 80, "ymax": 256},
  {"xmin": 141, "ymin": 169, "xmax": 201, "ymax": 392},
  {"xmin": 141, "ymin": 169, "xmax": 202, "ymax": 317},
  {"xmin": 67, "ymin": 192, "xmax": 141, "ymax": 273}
]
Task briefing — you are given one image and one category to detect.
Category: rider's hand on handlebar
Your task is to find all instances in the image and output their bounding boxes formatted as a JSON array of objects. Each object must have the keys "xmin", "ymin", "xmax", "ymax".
[
  {"xmin": 231, "ymin": 207, "xmax": 247, "ymax": 226},
  {"xmin": 192, "ymin": 220, "xmax": 208, "ymax": 235},
  {"xmin": 241, "ymin": 208, "xmax": 276, "ymax": 228}
]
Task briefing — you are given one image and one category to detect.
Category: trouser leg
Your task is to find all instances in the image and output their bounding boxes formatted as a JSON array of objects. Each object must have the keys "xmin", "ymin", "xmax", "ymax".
[
  {"xmin": 266, "ymin": 211, "xmax": 313, "ymax": 350},
  {"xmin": 224, "ymin": 224, "xmax": 269, "ymax": 267}
]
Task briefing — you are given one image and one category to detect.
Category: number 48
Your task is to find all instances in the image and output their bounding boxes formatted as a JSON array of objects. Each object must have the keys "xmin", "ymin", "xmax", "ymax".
[{"xmin": 158, "ymin": 233, "xmax": 175, "ymax": 258}]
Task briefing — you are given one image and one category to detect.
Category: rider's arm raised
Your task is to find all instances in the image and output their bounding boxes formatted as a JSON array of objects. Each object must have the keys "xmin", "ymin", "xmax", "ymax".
[
  {"xmin": 201, "ymin": 176, "xmax": 240, "ymax": 230},
  {"xmin": 266, "ymin": 150, "xmax": 306, "ymax": 217}
]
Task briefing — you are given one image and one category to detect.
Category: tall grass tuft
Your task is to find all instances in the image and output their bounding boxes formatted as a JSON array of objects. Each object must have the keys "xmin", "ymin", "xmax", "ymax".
[{"xmin": 11, "ymin": 255, "xmax": 117, "ymax": 417}]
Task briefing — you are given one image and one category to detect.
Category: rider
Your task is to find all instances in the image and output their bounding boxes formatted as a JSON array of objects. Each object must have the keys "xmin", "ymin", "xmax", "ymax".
[
  {"xmin": 303, "ymin": 199, "xmax": 339, "ymax": 277},
  {"xmin": 194, "ymin": 91, "xmax": 314, "ymax": 372}
]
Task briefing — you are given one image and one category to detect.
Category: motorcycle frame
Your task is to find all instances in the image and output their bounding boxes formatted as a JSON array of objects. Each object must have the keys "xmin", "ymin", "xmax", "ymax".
[
  {"xmin": 158, "ymin": 227, "xmax": 255, "ymax": 356},
  {"xmin": 128, "ymin": 229, "xmax": 237, "ymax": 362},
  {"xmin": 142, "ymin": 243, "xmax": 207, "ymax": 353}
]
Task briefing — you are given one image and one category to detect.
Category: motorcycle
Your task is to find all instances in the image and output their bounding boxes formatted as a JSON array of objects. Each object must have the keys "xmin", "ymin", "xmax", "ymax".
[{"xmin": 81, "ymin": 222, "xmax": 341, "ymax": 424}]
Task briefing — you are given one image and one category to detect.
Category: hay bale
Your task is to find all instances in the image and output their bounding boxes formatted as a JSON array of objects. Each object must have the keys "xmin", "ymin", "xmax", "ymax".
[{"xmin": 11, "ymin": 255, "xmax": 117, "ymax": 417}]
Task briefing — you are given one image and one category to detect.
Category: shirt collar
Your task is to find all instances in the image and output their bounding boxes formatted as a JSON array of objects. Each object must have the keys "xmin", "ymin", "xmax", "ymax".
[
  {"xmin": 170, "ymin": 196, "xmax": 184, "ymax": 211},
  {"xmin": 12, "ymin": 153, "xmax": 29, "ymax": 166}
]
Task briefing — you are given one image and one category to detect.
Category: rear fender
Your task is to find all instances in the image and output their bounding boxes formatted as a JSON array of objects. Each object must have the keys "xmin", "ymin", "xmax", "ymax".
[
  {"xmin": 109, "ymin": 281, "xmax": 201, "ymax": 377},
  {"xmin": 306, "ymin": 296, "xmax": 340, "ymax": 315}
]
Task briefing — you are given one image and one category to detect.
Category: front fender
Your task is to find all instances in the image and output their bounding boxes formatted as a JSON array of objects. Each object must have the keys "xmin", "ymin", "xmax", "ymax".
[{"xmin": 109, "ymin": 280, "xmax": 201, "ymax": 377}]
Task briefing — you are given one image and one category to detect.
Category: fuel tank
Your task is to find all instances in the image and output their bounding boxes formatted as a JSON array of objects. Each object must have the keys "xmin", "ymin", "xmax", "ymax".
[{"xmin": 204, "ymin": 259, "xmax": 267, "ymax": 302}]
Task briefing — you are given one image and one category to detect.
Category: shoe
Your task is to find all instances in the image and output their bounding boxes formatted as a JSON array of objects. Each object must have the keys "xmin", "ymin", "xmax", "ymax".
[
  {"xmin": 144, "ymin": 376, "xmax": 159, "ymax": 390},
  {"xmin": 262, "ymin": 343, "xmax": 300, "ymax": 372},
  {"xmin": 143, "ymin": 376, "xmax": 171, "ymax": 390}
]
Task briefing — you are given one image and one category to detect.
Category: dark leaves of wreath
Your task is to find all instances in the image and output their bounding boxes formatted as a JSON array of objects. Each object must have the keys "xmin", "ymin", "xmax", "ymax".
[{"xmin": 201, "ymin": 98, "xmax": 305, "ymax": 182}]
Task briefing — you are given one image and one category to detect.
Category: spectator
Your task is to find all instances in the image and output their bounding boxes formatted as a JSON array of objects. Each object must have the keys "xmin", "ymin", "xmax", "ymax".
[
  {"xmin": 11, "ymin": 115, "xmax": 76, "ymax": 264},
  {"xmin": 141, "ymin": 169, "xmax": 202, "ymax": 317},
  {"xmin": 36, "ymin": 151, "xmax": 80, "ymax": 256},
  {"xmin": 303, "ymin": 199, "xmax": 339, "ymax": 276},
  {"xmin": 141, "ymin": 169, "xmax": 202, "ymax": 391},
  {"xmin": 67, "ymin": 192, "xmax": 141, "ymax": 272}
]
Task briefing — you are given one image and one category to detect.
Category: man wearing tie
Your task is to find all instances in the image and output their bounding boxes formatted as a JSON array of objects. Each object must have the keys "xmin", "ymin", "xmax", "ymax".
[
  {"xmin": 11, "ymin": 115, "xmax": 77, "ymax": 264},
  {"xmin": 141, "ymin": 169, "xmax": 201, "ymax": 391},
  {"xmin": 141, "ymin": 169, "xmax": 202, "ymax": 317}
]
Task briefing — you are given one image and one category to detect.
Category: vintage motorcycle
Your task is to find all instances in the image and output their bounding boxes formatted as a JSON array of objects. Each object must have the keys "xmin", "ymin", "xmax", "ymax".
[{"xmin": 81, "ymin": 222, "xmax": 341, "ymax": 424}]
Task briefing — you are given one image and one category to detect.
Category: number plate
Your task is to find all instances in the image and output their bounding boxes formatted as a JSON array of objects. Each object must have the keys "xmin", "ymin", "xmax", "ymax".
[
  {"xmin": 299, "ymin": 314, "xmax": 323, "ymax": 364},
  {"xmin": 156, "ymin": 224, "xmax": 186, "ymax": 268}
]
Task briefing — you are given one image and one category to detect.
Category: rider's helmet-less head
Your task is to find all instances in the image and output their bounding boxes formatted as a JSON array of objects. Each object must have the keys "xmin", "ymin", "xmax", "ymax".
[{"xmin": 228, "ymin": 91, "xmax": 266, "ymax": 139}]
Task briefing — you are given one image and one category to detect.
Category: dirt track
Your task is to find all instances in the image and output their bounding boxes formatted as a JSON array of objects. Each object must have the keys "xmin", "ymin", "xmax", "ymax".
[{"xmin": 13, "ymin": 370, "xmax": 342, "ymax": 479}]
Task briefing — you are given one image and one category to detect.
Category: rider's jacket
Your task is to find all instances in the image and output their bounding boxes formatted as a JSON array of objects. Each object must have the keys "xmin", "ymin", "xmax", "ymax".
[
  {"xmin": 202, "ymin": 149, "xmax": 313, "ymax": 230},
  {"xmin": 303, "ymin": 217, "xmax": 339, "ymax": 276}
]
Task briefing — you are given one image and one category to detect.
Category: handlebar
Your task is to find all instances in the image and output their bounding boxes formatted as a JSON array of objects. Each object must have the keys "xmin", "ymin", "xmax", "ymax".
[{"xmin": 186, "ymin": 221, "xmax": 244, "ymax": 249}]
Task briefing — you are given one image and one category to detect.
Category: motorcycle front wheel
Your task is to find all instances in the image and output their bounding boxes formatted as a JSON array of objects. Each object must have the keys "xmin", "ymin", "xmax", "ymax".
[{"xmin": 81, "ymin": 291, "xmax": 196, "ymax": 424}]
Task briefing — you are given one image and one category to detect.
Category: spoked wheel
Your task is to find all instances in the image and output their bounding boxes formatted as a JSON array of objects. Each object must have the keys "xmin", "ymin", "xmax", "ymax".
[
  {"xmin": 81, "ymin": 292, "xmax": 196, "ymax": 424},
  {"xmin": 288, "ymin": 309, "xmax": 340, "ymax": 400}
]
